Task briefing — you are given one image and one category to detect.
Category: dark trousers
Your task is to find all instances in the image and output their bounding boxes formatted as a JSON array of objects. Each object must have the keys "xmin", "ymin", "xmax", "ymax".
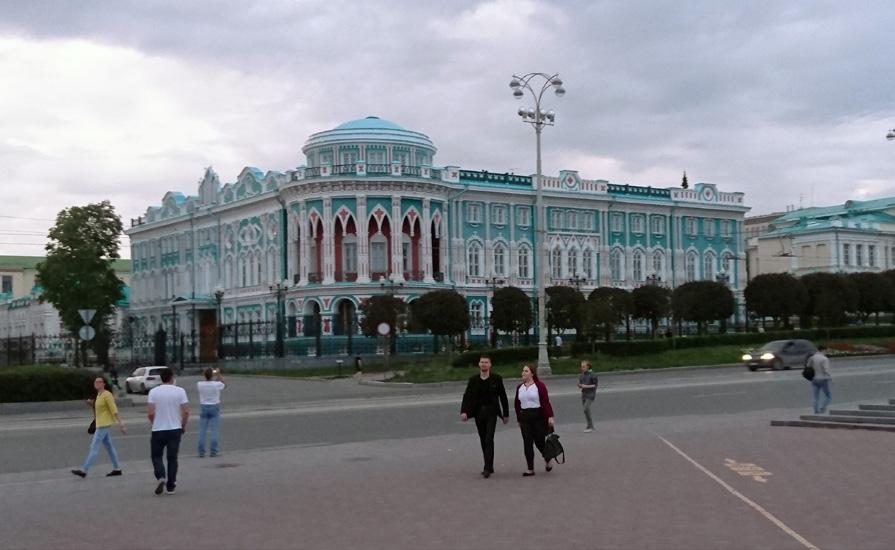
[
  {"xmin": 151, "ymin": 429, "xmax": 182, "ymax": 490},
  {"xmin": 474, "ymin": 406, "xmax": 497, "ymax": 472},
  {"xmin": 518, "ymin": 408, "xmax": 547, "ymax": 470}
]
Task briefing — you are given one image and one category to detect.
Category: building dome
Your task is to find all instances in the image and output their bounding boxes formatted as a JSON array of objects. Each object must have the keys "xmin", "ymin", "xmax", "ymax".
[{"xmin": 302, "ymin": 116, "xmax": 437, "ymax": 162}]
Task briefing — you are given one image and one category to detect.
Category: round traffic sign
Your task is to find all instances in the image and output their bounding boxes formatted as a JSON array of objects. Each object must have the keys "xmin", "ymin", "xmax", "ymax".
[
  {"xmin": 79, "ymin": 325, "xmax": 97, "ymax": 341},
  {"xmin": 377, "ymin": 322, "xmax": 391, "ymax": 336}
]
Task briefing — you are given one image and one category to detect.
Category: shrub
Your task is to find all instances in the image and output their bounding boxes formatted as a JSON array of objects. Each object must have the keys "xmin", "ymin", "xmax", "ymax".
[{"xmin": 0, "ymin": 366, "xmax": 97, "ymax": 403}]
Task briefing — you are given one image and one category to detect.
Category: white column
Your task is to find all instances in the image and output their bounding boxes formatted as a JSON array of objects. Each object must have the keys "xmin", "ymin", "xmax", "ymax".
[
  {"xmin": 357, "ymin": 196, "xmax": 370, "ymax": 283},
  {"xmin": 422, "ymin": 198, "xmax": 434, "ymax": 283},
  {"xmin": 299, "ymin": 203, "xmax": 309, "ymax": 285},
  {"xmin": 391, "ymin": 196, "xmax": 404, "ymax": 281},
  {"xmin": 322, "ymin": 198, "xmax": 335, "ymax": 284}
]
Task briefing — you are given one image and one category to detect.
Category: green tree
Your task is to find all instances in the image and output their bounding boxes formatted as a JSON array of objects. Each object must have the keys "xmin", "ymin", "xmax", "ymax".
[
  {"xmin": 412, "ymin": 289, "xmax": 469, "ymax": 352},
  {"xmin": 360, "ymin": 295, "xmax": 406, "ymax": 351},
  {"xmin": 585, "ymin": 287, "xmax": 631, "ymax": 342},
  {"xmin": 36, "ymin": 201, "xmax": 124, "ymax": 366},
  {"xmin": 847, "ymin": 272, "xmax": 892, "ymax": 324},
  {"xmin": 631, "ymin": 284, "xmax": 672, "ymax": 338},
  {"xmin": 672, "ymin": 281, "xmax": 734, "ymax": 334},
  {"xmin": 744, "ymin": 273, "xmax": 808, "ymax": 329},
  {"xmin": 490, "ymin": 286, "xmax": 532, "ymax": 339},
  {"xmin": 546, "ymin": 285, "xmax": 586, "ymax": 338},
  {"xmin": 801, "ymin": 272, "xmax": 858, "ymax": 327}
]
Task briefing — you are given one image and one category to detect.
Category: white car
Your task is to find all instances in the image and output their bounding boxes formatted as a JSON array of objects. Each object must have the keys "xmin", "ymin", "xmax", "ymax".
[{"xmin": 125, "ymin": 366, "xmax": 168, "ymax": 394}]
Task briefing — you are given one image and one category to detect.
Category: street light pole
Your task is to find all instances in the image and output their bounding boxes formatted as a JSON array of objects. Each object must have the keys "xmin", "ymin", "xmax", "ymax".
[
  {"xmin": 270, "ymin": 280, "xmax": 289, "ymax": 358},
  {"xmin": 510, "ymin": 72, "xmax": 565, "ymax": 375},
  {"xmin": 214, "ymin": 287, "xmax": 224, "ymax": 360}
]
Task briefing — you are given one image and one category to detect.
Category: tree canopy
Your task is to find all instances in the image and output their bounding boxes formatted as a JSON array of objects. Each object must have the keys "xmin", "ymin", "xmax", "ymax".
[
  {"xmin": 744, "ymin": 273, "xmax": 808, "ymax": 328},
  {"xmin": 359, "ymin": 295, "xmax": 406, "ymax": 338},
  {"xmin": 490, "ymin": 286, "xmax": 532, "ymax": 336},
  {"xmin": 847, "ymin": 272, "xmax": 894, "ymax": 324},
  {"xmin": 801, "ymin": 272, "xmax": 858, "ymax": 327},
  {"xmin": 36, "ymin": 201, "xmax": 124, "ymax": 364},
  {"xmin": 585, "ymin": 287, "xmax": 631, "ymax": 341},
  {"xmin": 672, "ymin": 281, "xmax": 734, "ymax": 334},
  {"xmin": 631, "ymin": 284, "xmax": 672, "ymax": 338},
  {"xmin": 546, "ymin": 285, "xmax": 585, "ymax": 334},
  {"xmin": 412, "ymin": 289, "xmax": 469, "ymax": 337}
]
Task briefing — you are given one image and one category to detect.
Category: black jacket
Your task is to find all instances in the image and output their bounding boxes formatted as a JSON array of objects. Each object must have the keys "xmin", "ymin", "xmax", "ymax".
[{"xmin": 461, "ymin": 373, "xmax": 510, "ymax": 418}]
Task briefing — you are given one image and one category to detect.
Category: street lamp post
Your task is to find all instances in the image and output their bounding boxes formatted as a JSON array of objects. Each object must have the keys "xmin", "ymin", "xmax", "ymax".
[
  {"xmin": 270, "ymin": 280, "xmax": 289, "ymax": 358},
  {"xmin": 380, "ymin": 275, "xmax": 404, "ymax": 355},
  {"xmin": 486, "ymin": 276, "xmax": 505, "ymax": 348},
  {"xmin": 214, "ymin": 287, "xmax": 224, "ymax": 360},
  {"xmin": 510, "ymin": 72, "xmax": 565, "ymax": 375}
]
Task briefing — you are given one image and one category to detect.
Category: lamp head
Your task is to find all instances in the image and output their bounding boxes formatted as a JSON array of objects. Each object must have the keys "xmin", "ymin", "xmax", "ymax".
[
  {"xmin": 888, "ymin": 129, "xmax": 895, "ymax": 141},
  {"xmin": 509, "ymin": 78, "xmax": 521, "ymax": 89},
  {"xmin": 554, "ymin": 86, "xmax": 565, "ymax": 97},
  {"xmin": 513, "ymin": 88, "xmax": 524, "ymax": 99}
]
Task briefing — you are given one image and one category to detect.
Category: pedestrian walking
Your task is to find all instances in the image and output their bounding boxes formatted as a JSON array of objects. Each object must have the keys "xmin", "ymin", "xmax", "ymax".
[
  {"xmin": 109, "ymin": 366, "xmax": 120, "ymax": 390},
  {"xmin": 808, "ymin": 345, "xmax": 832, "ymax": 413},
  {"xmin": 71, "ymin": 377, "xmax": 127, "ymax": 478},
  {"xmin": 147, "ymin": 367, "xmax": 189, "ymax": 495},
  {"xmin": 514, "ymin": 364, "xmax": 555, "ymax": 477},
  {"xmin": 578, "ymin": 359, "xmax": 598, "ymax": 432},
  {"xmin": 460, "ymin": 355, "xmax": 509, "ymax": 478},
  {"xmin": 197, "ymin": 368, "xmax": 226, "ymax": 458}
]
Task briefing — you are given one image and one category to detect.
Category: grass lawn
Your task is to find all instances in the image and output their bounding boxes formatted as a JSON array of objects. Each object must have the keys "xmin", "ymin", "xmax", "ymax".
[{"xmin": 229, "ymin": 337, "xmax": 895, "ymax": 385}]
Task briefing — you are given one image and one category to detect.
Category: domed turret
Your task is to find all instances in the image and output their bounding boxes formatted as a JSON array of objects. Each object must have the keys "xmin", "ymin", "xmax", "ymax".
[{"xmin": 302, "ymin": 116, "xmax": 436, "ymax": 168}]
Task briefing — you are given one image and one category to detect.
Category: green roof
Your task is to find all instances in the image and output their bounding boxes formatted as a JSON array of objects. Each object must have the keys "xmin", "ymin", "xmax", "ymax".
[
  {"xmin": 0, "ymin": 255, "xmax": 131, "ymax": 273},
  {"xmin": 773, "ymin": 197, "xmax": 895, "ymax": 223}
]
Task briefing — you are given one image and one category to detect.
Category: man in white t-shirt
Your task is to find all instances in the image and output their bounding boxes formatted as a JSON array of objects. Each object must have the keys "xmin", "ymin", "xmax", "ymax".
[
  {"xmin": 196, "ymin": 368, "xmax": 226, "ymax": 458},
  {"xmin": 147, "ymin": 368, "xmax": 189, "ymax": 496}
]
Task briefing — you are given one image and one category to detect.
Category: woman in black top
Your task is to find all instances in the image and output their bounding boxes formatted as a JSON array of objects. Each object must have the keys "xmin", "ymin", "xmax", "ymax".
[{"xmin": 460, "ymin": 355, "xmax": 509, "ymax": 478}]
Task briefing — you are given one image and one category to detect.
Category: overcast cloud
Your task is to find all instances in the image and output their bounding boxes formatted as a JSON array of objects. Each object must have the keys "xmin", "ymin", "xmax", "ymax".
[{"xmin": 1, "ymin": 0, "xmax": 894, "ymax": 258}]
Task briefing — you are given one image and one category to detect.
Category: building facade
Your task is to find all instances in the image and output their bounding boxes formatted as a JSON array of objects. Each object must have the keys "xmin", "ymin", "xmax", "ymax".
[
  {"xmin": 126, "ymin": 116, "xmax": 748, "ymax": 359},
  {"xmin": 746, "ymin": 198, "xmax": 895, "ymax": 279}
]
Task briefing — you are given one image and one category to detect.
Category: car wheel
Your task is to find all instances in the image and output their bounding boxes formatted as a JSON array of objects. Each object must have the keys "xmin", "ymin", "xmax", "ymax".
[
  {"xmin": 772, "ymin": 359, "xmax": 783, "ymax": 371},
  {"xmin": 748, "ymin": 365, "xmax": 757, "ymax": 372},
  {"xmin": 126, "ymin": 383, "xmax": 133, "ymax": 394},
  {"xmin": 141, "ymin": 384, "xmax": 147, "ymax": 394}
]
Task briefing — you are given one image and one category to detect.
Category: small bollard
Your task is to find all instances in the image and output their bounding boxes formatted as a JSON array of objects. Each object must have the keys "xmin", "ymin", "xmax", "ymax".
[{"xmin": 336, "ymin": 359, "xmax": 343, "ymax": 378}]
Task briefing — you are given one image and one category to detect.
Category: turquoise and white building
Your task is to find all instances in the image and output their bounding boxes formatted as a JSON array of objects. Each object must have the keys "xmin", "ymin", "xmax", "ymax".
[{"xmin": 126, "ymin": 116, "xmax": 749, "ymax": 359}]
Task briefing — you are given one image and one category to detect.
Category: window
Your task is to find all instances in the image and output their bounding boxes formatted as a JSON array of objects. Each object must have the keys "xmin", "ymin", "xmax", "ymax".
[
  {"xmin": 470, "ymin": 302, "xmax": 484, "ymax": 329},
  {"xmin": 633, "ymin": 250, "xmax": 644, "ymax": 282},
  {"xmin": 686, "ymin": 252, "xmax": 698, "ymax": 282},
  {"xmin": 402, "ymin": 236, "xmax": 412, "ymax": 272},
  {"xmin": 367, "ymin": 149, "xmax": 386, "ymax": 165},
  {"xmin": 494, "ymin": 244, "xmax": 506, "ymax": 277},
  {"xmin": 652, "ymin": 251, "xmax": 663, "ymax": 277},
  {"xmin": 583, "ymin": 212, "xmax": 594, "ymax": 230},
  {"xmin": 551, "ymin": 210, "xmax": 562, "ymax": 229},
  {"xmin": 869, "ymin": 245, "xmax": 876, "ymax": 267},
  {"xmin": 551, "ymin": 248, "xmax": 562, "ymax": 278},
  {"xmin": 343, "ymin": 236, "xmax": 357, "ymax": 273},
  {"xmin": 1, "ymin": 275, "xmax": 11, "ymax": 295},
  {"xmin": 492, "ymin": 205, "xmax": 506, "ymax": 225},
  {"xmin": 567, "ymin": 211, "xmax": 578, "ymax": 230},
  {"xmin": 610, "ymin": 249, "xmax": 623, "ymax": 282},
  {"xmin": 687, "ymin": 218, "xmax": 697, "ymax": 236},
  {"xmin": 320, "ymin": 151, "xmax": 333, "ymax": 165},
  {"xmin": 722, "ymin": 252, "xmax": 732, "ymax": 274},
  {"xmin": 611, "ymin": 213, "xmax": 622, "ymax": 232},
  {"xmin": 721, "ymin": 220, "xmax": 731, "ymax": 237},
  {"xmin": 370, "ymin": 234, "xmax": 387, "ymax": 273},
  {"xmin": 583, "ymin": 249, "xmax": 593, "ymax": 279},
  {"xmin": 393, "ymin": 149, "xmax": 409, "ymax": 165},
  {"xmin": 703, "ymin": 252, "xmax": 716, "ymax": 280},
  {"xmin": 518, "ymin": 246, "xmax": 531, "ymax": 278},
  {"xmin": 340, "ymin": 150, "xmax": 358, "ymax": 165},
  {"xmin": 631, "ymin": 215, "xmax": 644, "ymax": 234},
  {"xmin": 568, "ymin": 248, "xmax": 578, "ymax": 276},
  {"xmin": 705, "ymin": 219, "xmax": 715, "ymax": 238},
  {"xmin": 467, "ymin": 242, "xmax": 482, "ymax": 277},
  {"xmin": 843, "ymin": 244, "xmax": 850, "ymax": 266},
  {"xmin": 467, "ymin": 203, "xmax": 481, "ymax": 223},
  {"xmin": 651, "ymin": 216, "xmax": 664, "ymax": 234},
  {"xmin": 856, "ymin": 244, "xmax": 863, "ymax": 266},
  {"xmin": 517, "ymin": 207, "xmax": 531, "ymax": 226}
]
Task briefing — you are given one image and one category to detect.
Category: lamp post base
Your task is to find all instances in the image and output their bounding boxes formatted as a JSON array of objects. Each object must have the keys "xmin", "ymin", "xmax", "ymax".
[{"xmin": 536, "ymin": 341, "xmax": 552, "ymax": 376}]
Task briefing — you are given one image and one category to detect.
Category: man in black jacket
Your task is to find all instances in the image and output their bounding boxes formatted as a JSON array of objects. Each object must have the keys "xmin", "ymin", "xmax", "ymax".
[{"xmin": 460, "ymin": 355, "xmax": 509, "ymax": 478}]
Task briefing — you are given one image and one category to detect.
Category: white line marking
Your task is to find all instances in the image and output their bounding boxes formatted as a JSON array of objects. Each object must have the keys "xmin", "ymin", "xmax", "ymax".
[
  {"xmin": 692, "ymin": 390, "xmax": 747, "ymax": 399},
  {"xmin": 656, "ymin": 434, "xmax": 819, "ymax": 550}
]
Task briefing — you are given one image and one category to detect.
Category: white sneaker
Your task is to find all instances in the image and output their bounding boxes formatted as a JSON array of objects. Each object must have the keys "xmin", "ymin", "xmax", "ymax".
[{"xmin": 584, "ymin": 428, "xmax": 593, "ymax": 433}]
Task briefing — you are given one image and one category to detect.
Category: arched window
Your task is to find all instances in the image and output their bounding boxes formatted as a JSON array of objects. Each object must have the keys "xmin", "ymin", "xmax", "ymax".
[
  {"xmin": 518, "ymin": 245, "xmax": 530, "ymax": 279},
  {"xmin": 551, "ymin": 247, "xmax": 562, "ymax": 279},
  {"xmin": 686, "ymin": 251, "xmax": 698, "ymax": 282},
  {"xmin": 343, "ymin": 235, "xmax": 358, "ymax": 274},
  {"xmin": 467, "ymin": 242, "xmax": 482, "ymax": 277},
  {"xmin": 568, "ymin": 248, "xmax": 578, "ymax": 276},
  {"xmin": 652, "ymin": 250, "xmax": 664, "ymax": 278},
  {"xmin": 633, "ymin": 250, "xmax": 644, "ymax": 282},
  {"xmin": 401, "ymin": 234, "xmax": 412, "ymax": 273},
  {"xmin": 704, "ymin": 252, "xmax": 716, "ymax": 281},
  {"xmin": 370, "ymin": 233, "xmax": 387, "ymax": 274},
  {"xmin": 610, "ymin": 249, "xmax": 624, "ymax": 282},
  {"xmin": 722, "ymin": 252, "xmax": 732, "ymax": 274},
  {"xmin": 493, "ymin": 243, "xmax": 506, "ymax": 277},
  {"xmin": 583, "ymin": 249, "xmax": 593, "ymax": 279}
]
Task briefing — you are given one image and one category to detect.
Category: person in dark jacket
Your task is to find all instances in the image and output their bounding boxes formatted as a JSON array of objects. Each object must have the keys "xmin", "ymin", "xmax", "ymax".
[
  {"xmin": 514, "ymin": 364, "xmax": 555, "ymax": 476},
  {"xmin": 460, "ymin": 355, "xmax": 509, "ymax": 478}
]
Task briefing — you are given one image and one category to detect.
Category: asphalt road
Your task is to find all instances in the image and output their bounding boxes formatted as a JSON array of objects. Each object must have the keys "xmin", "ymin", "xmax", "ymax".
[{"xmin": 2, "ymin": 357, "xmax": 895, "ymax": 549}]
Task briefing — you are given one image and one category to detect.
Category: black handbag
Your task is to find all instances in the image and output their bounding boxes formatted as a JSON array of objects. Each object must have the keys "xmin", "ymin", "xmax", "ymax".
[
  {"xmin": 802, "ymin": 365, "xmax": 815, "ymax": 381},
  {"xmin": 543, "ymin": 430, "xmax": 565, "ymax": 464},
  {"xmin": 87, "ymin": 419, "xmax": 96, "ymax": 435}
]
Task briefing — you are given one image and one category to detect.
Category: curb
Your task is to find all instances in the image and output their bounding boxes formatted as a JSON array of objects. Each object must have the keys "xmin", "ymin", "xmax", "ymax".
[
  {"xmin": 770, "ymin": 420, "xmax": 895, "ymax": 432},
  {"xmin": 0, "ymin": 394, "xmax": 135, "ymax": 416}
]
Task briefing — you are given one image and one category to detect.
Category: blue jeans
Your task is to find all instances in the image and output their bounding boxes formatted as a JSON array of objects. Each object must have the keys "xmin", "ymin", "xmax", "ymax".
[
  {"xmin": 151, "ymin": 429, "xmax": 182, "ymax": 490},
  {"xmin": 812, "ymin": 379, "xmax": 831, "ymax": 413},
  {"xmin": 81, "ymin": 426, "xmax": 120, "ymax": 472},
  {"xmin": 198, "ymin": 404, "xmax": 221, "ymax": 456}
]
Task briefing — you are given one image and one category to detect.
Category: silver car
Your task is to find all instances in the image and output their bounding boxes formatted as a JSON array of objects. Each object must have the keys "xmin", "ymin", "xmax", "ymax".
[
  {"xmin": 742, "ymin": 339, "xmax": 817, "ymax": 371},
  {"xmin": 125, "ymin": 366, "xmax": 168, "ymax": 394}
]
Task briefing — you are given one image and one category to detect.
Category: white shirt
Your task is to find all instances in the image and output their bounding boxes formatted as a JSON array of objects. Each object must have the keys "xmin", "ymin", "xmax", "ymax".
[
  {"xmin": 197, "ymin": 381, "xmax": 226, "ymax": 405},
  {"xmin": 148, "ymin": 384, "xmax": 188, "ymax": 431},
  {"xmin": 518, "ymin": 382, "xmax": 541, "ymax": 409}
]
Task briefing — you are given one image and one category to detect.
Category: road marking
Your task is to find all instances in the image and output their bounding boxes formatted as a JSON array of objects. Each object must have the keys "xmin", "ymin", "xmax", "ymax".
[
  {"xmin": 656, "ymin": 434, "xmax": 819, "ymax": 550},
  {"xmin": 724, "ymin": 458, "xmax": 772, "ymax": 482},
  {"xmin": 692, "ymin": 390, "xmax": 747, "ymax": 399}
]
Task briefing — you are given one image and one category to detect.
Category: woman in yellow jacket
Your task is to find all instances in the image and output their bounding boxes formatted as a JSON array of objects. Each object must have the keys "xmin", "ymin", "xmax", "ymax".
[{"xmin": 71, "ymin": 377, "xmax": 127, "ymax": 478}]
